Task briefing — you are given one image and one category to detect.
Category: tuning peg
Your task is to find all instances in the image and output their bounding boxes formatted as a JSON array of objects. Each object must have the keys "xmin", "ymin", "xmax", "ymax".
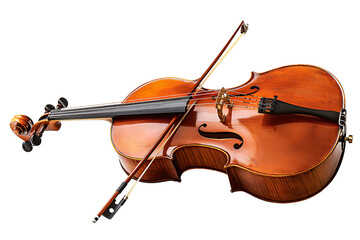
[
  {"xmin": 57, "ymin": 97, "xmax": 68, "ymax": 109},
  {"xmin": 22, "ymin": 141, "xmax": 33, "ymax": 152},
  {"xmin": 30, "ymin": 134, "xmax": 42, "ymax": 146},
  {"xmin": 45, "ymin": 104, "xmax": 55, "ymax": 113}
]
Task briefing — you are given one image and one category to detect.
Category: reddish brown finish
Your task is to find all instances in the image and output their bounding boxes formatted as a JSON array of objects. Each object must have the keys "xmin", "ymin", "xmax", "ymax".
[
  {"xmin": 227, "ymin": 143, "xmax": 343, "ymax": 202},
  {"xmin": 124, "ymin": 114, "xmax": 180, "ymax": 183},
  {"xmin": 10, "ymin": 114, "xmax": 61, "ymax": 141},
  {"xmin": 95, "ymin": 115, "xmax": 181, "ymax": 219},
  {"xmin": 111, "ymin": 64, "xmax": 345, "ymax": 202}
]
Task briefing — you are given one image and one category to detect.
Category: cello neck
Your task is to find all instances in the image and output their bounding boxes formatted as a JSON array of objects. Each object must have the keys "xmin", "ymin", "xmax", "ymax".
[{"xmin": 47, "ymin": 96, "xmax": 191, "ymax": 121}]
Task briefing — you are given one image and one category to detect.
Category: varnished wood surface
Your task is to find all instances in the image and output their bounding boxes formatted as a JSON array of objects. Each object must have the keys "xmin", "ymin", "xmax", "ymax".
[
  {"xmin": 111, "ymin": 65, "xmax": 345, "ymax": 202},
  {"xmin": 10, "ymin": 114, "xmax": 61, "ymax": 141},
  {"xmin": 227, "ymin": 142, "xmax": 343, "ymax": 202}
]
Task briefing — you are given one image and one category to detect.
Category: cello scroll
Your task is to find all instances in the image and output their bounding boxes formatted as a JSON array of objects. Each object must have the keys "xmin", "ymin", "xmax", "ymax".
[{"xmin": 10, "ymin": 97, "xmax": 68, "ymax": 152}]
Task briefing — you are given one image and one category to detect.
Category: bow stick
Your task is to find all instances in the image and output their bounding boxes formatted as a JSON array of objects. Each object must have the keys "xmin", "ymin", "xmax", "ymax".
[{"xmin": 93, "ymin": 20, "xmax": 248, "ymax": 223}]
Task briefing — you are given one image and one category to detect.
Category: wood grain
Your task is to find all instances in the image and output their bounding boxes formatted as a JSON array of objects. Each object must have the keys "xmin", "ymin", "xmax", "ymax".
[{"xmin": 112, "ymin": 65, "xmax": 345, "ymax": 202}]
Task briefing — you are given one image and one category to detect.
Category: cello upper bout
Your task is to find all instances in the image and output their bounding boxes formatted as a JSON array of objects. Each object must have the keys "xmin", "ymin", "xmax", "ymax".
[
  {"xmin": 246, "ymin": 65, "xmax": 344, "ymax": 112},
  {"xmin": 122, "ymin": 77, "xmax": 198, "ymax": 103},
  {"xmin": 250, "ymin": 71, "xmax": 260, "ymax": 79}
]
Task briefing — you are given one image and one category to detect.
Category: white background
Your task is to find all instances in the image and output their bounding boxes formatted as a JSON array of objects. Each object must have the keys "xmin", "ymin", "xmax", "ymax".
[{"xmin": 0, "ymin": 1, "xmax": 359, "ymax": 239}]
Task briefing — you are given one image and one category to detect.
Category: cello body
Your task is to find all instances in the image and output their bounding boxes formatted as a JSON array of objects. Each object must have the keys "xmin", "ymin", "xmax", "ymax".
[
  {"xmin": 112, "ymin": 64, "xmax": 345, "ymax": 202},
  {"xmin": 10, "ymin": 21, "xmax": 352, "ymax": 221}
]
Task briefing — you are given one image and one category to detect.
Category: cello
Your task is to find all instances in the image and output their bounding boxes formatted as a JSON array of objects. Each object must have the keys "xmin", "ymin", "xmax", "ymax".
[{"xmin": 9, "ymin": 21, "xmax": 353, "ymax": 222}]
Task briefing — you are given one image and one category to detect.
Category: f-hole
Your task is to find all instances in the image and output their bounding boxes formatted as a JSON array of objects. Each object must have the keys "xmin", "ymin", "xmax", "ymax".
[{"xmin": 198, "ymin": 123, "xmax": 243, "ymax": 150}]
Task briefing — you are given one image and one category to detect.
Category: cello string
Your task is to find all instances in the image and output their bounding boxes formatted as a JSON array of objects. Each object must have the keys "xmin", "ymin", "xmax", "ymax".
[
  {"xmin": 186, "ymin": 102, "xmax": 258, "ymax": 109},
  {"xmin": 58, "ymin": 93, "xmax": 260, "ymax": 112},
  {"xmin": 122, "ymin": 92, "xmax": 261, "ymax": 103},
  {"xmin": 186, "ymin": 97, "xmax": 258, "ymax": 105},
  {"xmin": 53, "ymin": 102, "xmax": 258, "ymax": 119},
  {"xmin": 52, "ymin": 96, "xmax": 261, "ymax": 120},
  {"xmin": 53, "ymin": 99, "xmax": 259, "ymax": 117},
  {"xmin": 52, "ymin": 101, "xmax": 259, "ymax": 120}
]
